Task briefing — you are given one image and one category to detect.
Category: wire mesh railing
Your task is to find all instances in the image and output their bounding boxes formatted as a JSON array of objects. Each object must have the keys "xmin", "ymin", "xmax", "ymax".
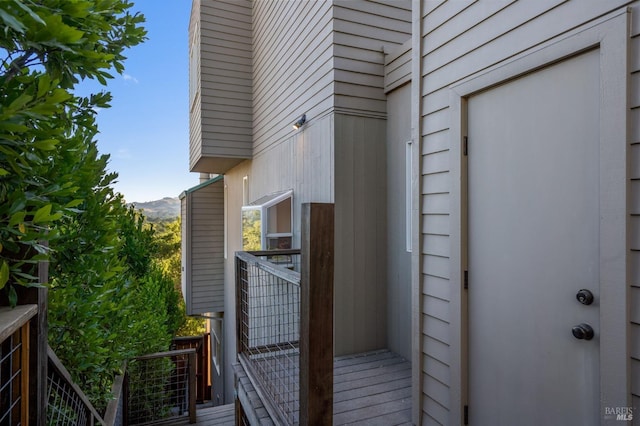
[
  {"xmin": 171, "ymin": 334, "xmax": 210, "ymax": 403},
  {"xmin": 47, "ymin": 347, "xmax": 105, "ymax": 426},
  {"xmin": 0, "ymin": 305, "xmax": 35, "ymax": 426},
  {"xmin": 236, "ymin": 249, "xmax": 302, "ymax": 424},
  {"xmin": 125, "ymin": 349, "xmax": 196, "ymax": 425}
]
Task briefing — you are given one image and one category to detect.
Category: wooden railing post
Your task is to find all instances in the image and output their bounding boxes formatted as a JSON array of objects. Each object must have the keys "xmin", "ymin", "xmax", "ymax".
[
  {"xmin": 188, "ymin": 350, "xmax": 197, "ymax": 423},
  {"xmin": 300, "ymin": 203, "xmax": 334, "ymax": 426}
]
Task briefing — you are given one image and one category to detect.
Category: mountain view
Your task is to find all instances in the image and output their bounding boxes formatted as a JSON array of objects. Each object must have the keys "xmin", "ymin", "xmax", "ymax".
[{"xmin": 131, "ymin": 197, "xmax": 180, "ymax": 220}]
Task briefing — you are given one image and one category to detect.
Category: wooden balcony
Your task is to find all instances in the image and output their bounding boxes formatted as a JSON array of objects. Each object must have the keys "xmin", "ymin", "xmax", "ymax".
[{"xmin": 228, "ymin": 203, "xmax": 413, "ymax": 425}]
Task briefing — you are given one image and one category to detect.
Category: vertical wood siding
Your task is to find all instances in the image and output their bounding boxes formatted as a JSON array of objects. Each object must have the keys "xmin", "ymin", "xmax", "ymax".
[
  {"xmin": 630, "ymin": 3, "xmax": 640, "ymax": 415},
  {"xmin": 190, "ymin": 0, "xmax": 253, "ymax": 173},
  {"xmin": 182, "ymin": 179, "xmax": 225, "ymax": 315},
  {"xmin": 252, "ymin": 0, "xmax": 334, "ymax": 154},
  {"xmin": 418, "ymin": 1, "xmax": 634, "ymax": 424},
  {"xmin": 333, "ymin": 0, "xmax": 412, "ymax": 115},
  {"xmin": 333, "ymin": 114, "xmax": 388, "ymax": 356}
]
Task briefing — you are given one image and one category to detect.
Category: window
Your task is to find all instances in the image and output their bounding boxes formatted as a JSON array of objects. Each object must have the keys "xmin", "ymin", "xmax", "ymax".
[{"xmin": 241, "ymin": 190, "xmax": 293, "ymax": 251}]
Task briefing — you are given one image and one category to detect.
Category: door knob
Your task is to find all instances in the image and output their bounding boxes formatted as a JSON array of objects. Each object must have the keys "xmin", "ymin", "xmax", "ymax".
[
  {"xmin": 572, "ymin": 323, "xmax": 594, "ymax": 340},
  {"xmin": 576, "ymin": 289, "xmax": 594, "ymax": 305}
]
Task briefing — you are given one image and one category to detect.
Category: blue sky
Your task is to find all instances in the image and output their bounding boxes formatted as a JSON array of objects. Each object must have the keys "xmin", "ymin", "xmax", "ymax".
[{"xmin": 79, "ymin": 0, "xmax": 198, "ymax": 203}]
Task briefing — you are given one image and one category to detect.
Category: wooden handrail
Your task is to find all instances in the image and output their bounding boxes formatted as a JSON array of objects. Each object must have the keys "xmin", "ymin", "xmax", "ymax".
[
  {"xmin": 246, "ymin": 248, "xmax": 301, "ymax": 257},
  {"xmin": 133, "ymin": 348, "xmax": 196, "ymax": 361},
  {"xmin": 0, "ymin": 304, "xmax": 37, "ymax": 343}
]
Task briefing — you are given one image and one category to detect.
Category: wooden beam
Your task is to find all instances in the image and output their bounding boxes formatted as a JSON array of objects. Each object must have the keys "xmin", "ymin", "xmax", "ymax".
[{"xmin": 299, "ymin": 203, "xmax": 334, "ymax": 426}]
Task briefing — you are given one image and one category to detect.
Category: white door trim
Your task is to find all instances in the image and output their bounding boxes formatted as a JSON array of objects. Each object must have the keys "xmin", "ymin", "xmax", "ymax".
[{"xmin": 448, "ymin": 9, "xmax": 630, "ymax": 423}]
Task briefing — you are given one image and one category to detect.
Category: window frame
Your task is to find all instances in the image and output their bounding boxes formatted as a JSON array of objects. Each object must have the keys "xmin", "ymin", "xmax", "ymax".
[{"xmin": 241, "ymin": 190, "xmax": 293, "ymax": 251}]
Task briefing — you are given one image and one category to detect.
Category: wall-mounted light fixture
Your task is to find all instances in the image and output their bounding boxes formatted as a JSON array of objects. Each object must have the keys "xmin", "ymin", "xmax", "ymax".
[{"xmin": 292, "ymin": 114, "xmax": 306, "ymax": 130}]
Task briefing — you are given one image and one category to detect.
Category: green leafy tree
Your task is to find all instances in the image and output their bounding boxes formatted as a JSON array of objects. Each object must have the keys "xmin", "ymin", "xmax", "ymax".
[
  {"xmin": 0, "ymin": 0, "xmax": 145, "ymax": 298},
  {"xmin": 0, "ymin": 0, "xmax": 186, "ymax": 411},
  {"xmin": 151, "ymin": 217, "xmax": 206, "ymax": 336}
]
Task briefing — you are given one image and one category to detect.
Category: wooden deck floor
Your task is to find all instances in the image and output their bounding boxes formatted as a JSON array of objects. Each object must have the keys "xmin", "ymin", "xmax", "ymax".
[
  {"xmin": 154, "ymin": 349, "xmax": 411, "ymax": 425},
  {"xmin": 333, "ymin": 350, "xmax": 412, "ymax": 425},
  {"xmin": 150, "ymin": 403, "xmax": 235, "ymax": 426},
  {"xmin": 237, "ymin": 349, "xmax": 412, "ymax": 425}
]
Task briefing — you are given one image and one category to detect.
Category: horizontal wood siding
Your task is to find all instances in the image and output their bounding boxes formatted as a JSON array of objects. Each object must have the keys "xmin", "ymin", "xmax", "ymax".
[
  {"xmin": 189, "ymin": 0, "xmax": 203, "ymax": 172},
  {"xmin": 252, "ymin": 0, "xmax": 334, "ymax": 154},
  {"xmin": 190, "ymin": 0, "xmax": 253, "ymax": 173},
  {"xmin": 333, "ymin": 0, "xmax": 412, "ymax": 116},
  {"xmin": 630, "ymin": 1, "xmax": 640, "ymax": 410},
  {"xmin": 183, "ymin": 179, "xmax": 225, "ymax": 315},
  {"xmin": 418, "ymin": 0, "xmax": 634, "ymax": 424},
  {"xmin": 385, "ymin": 39, "xmax": 412, "ymax": 93}
]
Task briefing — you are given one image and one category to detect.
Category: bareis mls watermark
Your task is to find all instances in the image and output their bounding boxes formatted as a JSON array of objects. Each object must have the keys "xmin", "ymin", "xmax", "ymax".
[{"xmin": 604, "ymin": 407, "xmax": 633, "ymax": 422}]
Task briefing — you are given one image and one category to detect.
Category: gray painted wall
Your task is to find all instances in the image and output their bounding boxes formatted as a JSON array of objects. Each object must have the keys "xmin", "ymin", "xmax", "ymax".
[
  {"xmin": 220, "ymin": 111, "xmax": 389, "ymax": 401},
  {"xmin": 334, "ymin": 113, "xmax": 388, "ymax": 356},
  {"xmin": 385, "ymin": 81, "xmax": 411, "ymax": 361},
  {"xmin": 416, "ymin": 1, "xmax": 637, "ymax": 423}
]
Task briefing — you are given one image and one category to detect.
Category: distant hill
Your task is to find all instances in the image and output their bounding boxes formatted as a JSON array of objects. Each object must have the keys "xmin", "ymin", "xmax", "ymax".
[{"xmin": 131, "ymin": 197, "xmax": 180, "ymax": 220}]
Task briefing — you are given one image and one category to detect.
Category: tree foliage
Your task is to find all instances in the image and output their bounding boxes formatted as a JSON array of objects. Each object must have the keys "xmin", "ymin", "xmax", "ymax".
[
  {"xmin": 0, "ymin": 0, "xmax": 145, "ymax": 295},
  {"xmin": 0, "ymin": 0, "xmax": 184, "ymax": 410},
  {"xmin": 150, "ymin": 216, "xmax": 206, "ymax": 337}
]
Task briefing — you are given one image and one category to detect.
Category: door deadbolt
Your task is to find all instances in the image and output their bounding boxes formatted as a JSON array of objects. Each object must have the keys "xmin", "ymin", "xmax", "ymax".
[
  {"xmin": 576, "ymin": 289, "xmax": 594, "ymax": 305},
  {"xmin": 572, "ymin": 323, "xmax": 594, "ymax": 341}
]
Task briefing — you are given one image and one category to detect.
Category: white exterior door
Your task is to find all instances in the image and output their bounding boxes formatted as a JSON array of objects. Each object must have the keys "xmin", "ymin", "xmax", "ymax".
[{"xmin": 467, "ymin": 49, "xmax": 600, "ymax": 425}]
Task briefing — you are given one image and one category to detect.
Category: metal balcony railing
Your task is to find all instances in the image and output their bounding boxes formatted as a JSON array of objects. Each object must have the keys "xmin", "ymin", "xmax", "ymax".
[
  {"xmin": 125, "ymin": 349, "xmax": 197, "ymax": 425},
  {"xmin": 236, "ymin": 249, "xmax": 302, "ymax": 424},
  {"xmin": 47, "ymin": 347, "xmax": 105, "ymax": 426},
  {"xmin": 235, "ymin": 203, "xmax": 335, "ymax": 426}
]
